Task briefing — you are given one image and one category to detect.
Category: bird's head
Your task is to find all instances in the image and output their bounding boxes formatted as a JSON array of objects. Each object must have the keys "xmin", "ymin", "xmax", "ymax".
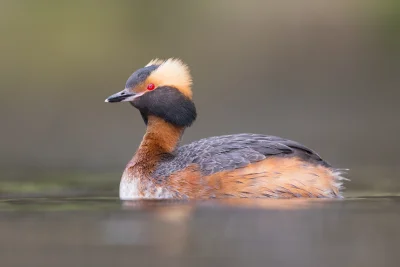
[{"xmin": 105, "ymin": 58, "xmax": 196, "ymax": 127}]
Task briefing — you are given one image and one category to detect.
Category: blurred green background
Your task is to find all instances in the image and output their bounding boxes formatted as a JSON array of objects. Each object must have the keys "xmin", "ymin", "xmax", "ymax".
[{"xmin": 0, "ymin": 0, "xmax": 399, "ymax": 196}]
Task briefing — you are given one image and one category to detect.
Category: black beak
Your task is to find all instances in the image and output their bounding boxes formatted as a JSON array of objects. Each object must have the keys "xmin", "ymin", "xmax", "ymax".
[{"xmin": 105, "ymin": 89, "xmax": 136, "ymax": 103}]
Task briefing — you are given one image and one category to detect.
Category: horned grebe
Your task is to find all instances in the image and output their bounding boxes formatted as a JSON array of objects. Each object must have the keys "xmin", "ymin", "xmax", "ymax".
[{"xmin": 105, "ymin": 58, "xmax": 346, "ymax": 200}]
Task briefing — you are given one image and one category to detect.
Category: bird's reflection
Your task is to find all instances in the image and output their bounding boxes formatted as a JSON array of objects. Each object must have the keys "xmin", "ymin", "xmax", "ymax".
[{"xmin": 120, "ymin": 197, "xmax": 325, "ymax": 212}]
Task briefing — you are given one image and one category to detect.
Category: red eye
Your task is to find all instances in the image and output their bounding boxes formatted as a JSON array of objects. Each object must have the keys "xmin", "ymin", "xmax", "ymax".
[{"xmin": 147, "ymin": 83, "xmax": 155, "ymax": 90}]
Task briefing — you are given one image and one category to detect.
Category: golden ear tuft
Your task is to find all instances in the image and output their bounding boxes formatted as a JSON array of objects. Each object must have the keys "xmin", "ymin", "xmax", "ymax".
[
  {"xmin": 147, "ymin": 58, "xmax": 193, "ymax": 99},
  {"xmin": 145, "ymin": 58, "xmax": 165, "ymax": 67}
]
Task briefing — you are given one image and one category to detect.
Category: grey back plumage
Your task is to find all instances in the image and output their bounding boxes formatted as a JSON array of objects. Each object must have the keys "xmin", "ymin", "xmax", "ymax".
[{"xmin": 152, "ymin": 133, "xmax": 330, "ymax": 179}]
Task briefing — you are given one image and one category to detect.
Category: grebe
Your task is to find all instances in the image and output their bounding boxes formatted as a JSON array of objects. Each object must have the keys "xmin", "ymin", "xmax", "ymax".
[{"xmin": 105, "ymin": 58, "xmax": 346, "ymax": 200}]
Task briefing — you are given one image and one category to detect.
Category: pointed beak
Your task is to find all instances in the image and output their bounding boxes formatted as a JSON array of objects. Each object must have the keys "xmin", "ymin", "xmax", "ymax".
[{"xmin": 105, "ymin": 89, "xmax": 136, "ymax": 103}]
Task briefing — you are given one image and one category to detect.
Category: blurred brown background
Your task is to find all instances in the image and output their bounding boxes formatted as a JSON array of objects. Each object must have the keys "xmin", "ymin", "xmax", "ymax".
[{"xmin": 0, "ymin": 0, "xmax": 399, "ymax": 194}]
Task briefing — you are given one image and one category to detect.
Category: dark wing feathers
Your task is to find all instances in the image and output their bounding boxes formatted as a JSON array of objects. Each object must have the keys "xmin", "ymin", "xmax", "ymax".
[
  {"xmin": 195, "ymin": 148, "xmax": 265, "ymax": 175},
  {"xmin": 153, "ymin": 133, "xmax": 329, "ymax": 178}
]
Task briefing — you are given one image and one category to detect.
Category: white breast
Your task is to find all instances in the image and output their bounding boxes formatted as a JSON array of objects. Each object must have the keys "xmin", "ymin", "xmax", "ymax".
[
  {"xmin": 119, "ymin": 177, "xmax": 141, "ymax": 200},
  {"xmin": 119, "ymin": 176, "xmax": 175, "ymax": 200}
]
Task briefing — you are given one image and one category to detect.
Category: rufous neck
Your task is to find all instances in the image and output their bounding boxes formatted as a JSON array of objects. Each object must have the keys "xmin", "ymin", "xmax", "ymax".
[
  {"xmin": 129, "ymin": 116, "xmax": 184, "ymax": 174},
  {"xmin": 142, "ymin": 116, "xmax": 184, "ymax": 153}
]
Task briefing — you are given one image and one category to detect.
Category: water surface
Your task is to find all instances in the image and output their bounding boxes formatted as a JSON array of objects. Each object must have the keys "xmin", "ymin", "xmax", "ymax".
[{"xmin": 1, "ymin": 197, "xmax": 399, "ymax": 267}]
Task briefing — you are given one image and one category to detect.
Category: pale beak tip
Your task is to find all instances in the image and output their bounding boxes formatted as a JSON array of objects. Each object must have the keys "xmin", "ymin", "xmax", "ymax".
[{"xmin": 104, "ymin": 99, "xmax": 109, "ymax": 103}]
